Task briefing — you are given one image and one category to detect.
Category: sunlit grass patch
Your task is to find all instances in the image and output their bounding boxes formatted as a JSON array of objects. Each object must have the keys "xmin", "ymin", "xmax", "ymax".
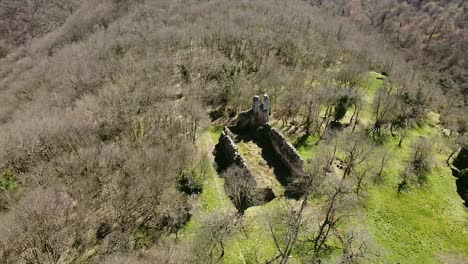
[
  {"xmin": 223, "ymin": 199, "xmax": 300, "ymax": 264},
  {"xmin": 237, "ymin": 140, "xmax": 285, "ymax": 196},
  {"xmin": 364, "ymin": 117, "xmax": 467, "ymax": 263},
  {"xmin": 294, "ymin": 134, "xmax": 320, "ymax": 161},
  {"xmin": 365, "ymin": 167, "xmax": 467, "ymax": 263},
  {"xmin": 365, "ymin": 71, "xmax": 385, "ymax": 98},
  {"xmin": 181, "ymin": 130, "xmax": 233, "ymax": 237},
  {"xmin": 209, "ymin": 125, "xmax": 223, "ymax": 144}
]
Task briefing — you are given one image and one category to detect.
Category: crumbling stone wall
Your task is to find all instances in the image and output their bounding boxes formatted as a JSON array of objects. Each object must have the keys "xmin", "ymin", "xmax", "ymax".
[
  {"xmin": 218, "ymin": 127, "xmax": 255, "ymax": 178},
  {"xmin": 217, "ymin": 126, "xmax": 275, "ymax": 204},
  {"xmin": 261, "ymin": 124, "xmax": 304, "ymax": 174}
]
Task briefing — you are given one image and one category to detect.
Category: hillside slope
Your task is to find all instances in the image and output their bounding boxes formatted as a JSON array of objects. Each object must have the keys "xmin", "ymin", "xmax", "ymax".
[{"xmin": 0, "ymin": 0, "xmax": 466, "ymax": 263}]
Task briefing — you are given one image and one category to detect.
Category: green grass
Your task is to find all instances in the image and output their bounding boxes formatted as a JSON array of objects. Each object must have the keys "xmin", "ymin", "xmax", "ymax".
[
  {"xmin": 0, "ymin": 169, "xmax": 18, "ymax": 191},
  {"xmin": 273, "ymin": 72, "xmax": 468, "ymax": 263},
  {"xmin": 182, "ymin": 166, "xmax": 232, "ymax": 236},
  {"xmin": 359, "ymin": 71, "xmax": 386, "ymax": 127},
  {"xmin": 365, "ymin": 71, "xmax": 385, "ymax": 98},
  {"xmin": 355, "ymin": 73, "xmax": 467, "ymax": 262},
  {"xmin": 237, "ymin": 140, "xmax": 285, "ymax": 197},
  {"xmin": 223, "ymin": 205, "xmax": 280, "ymax": 263},
  {"xmin": 209, "ymin": 125, "xmax": 223, "ymax": 144},
  {"xmin": 365, "ymin": 166, "xmax": 467, "ymax": 263},
  {"xmin": 223, "ymin": 198, "xmax": 304, "ymax": 264},
  {"xmin": 181, "ymin": 130, "xmax": 233, "ymax": 237},
  {"xmin": 362, "ymin": 116, "xmax": 468, "ymax": 263},
  {"xmin": 294, "ymin": 134, "xmax": 320, "ymax": 161}
]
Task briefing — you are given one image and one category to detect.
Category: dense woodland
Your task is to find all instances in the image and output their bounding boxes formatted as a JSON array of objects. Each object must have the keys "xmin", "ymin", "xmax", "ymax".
[{"xmin": 0, "ymin": 0, "xmax": 466, "ymax": 263}]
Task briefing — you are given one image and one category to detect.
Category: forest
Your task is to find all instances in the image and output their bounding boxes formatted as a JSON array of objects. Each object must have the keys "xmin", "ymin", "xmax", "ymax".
[{"xmin": 0, "ymin": 0, "xmax": 466, "ymax": 263}]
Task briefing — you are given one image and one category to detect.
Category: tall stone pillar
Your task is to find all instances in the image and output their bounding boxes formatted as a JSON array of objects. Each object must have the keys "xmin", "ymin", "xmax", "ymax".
[
  {"xmin": 252, "ymin": 95, "xmax": 261, "ymax": 126},
  {"xmin": 252, "ymin": 95, "xmax": 260, "ymax": 115},
  {"xmin": 263, "ymin": 94, "xmax": 270, "ymax": 116}
]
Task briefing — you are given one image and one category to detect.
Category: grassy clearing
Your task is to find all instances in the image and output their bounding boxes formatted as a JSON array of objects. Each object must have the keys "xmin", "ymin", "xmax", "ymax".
[
  {"xmin": 237, "ymin": 140, "xmax": 285, "ymax": 197},
  {"xmin": 365, "ymin": 167, "xmax": 467, "ymax": 263},
  {"xmin": 356, "ymin": 73, "xmax": 467, "ymax": 262},
  {"xmin": 223, "ymin": 198, "xmax": 302, "ymax": 264},
  {"xmin": 360, "ymin": 71, "xmax": 385, "ymax": 127},
  {"xmin": 363, "ymin": 116, "xmax": 468, "ymax": 263},
  {"xmin": 365, "ymin": 71, "xmax": 385, "ymax": 98},
  {"xmin": 357, "ymin": 73, "xmax": 466, "ymax": 263},
  {"xmin": 181, "ymin": 130, "xmax": 233, "ymax": 237},
  {"xmin": 209, "ymin": 125, "xmax": 223, "ymax": 144}
]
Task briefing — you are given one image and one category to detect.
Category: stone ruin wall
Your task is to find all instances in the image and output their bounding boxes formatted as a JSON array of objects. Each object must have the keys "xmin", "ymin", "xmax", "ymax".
[
  {"xmin": 218, "ymin": 127, "xmax": 256, "ymax": 180},
  {"xmin": 217, "ymin": 126, "xmax": 275, "ymax": 203},
  {"xmin": 229, "ymin": 93, "xmax": 304, "ymax": 176},
  {"xmin": 262, "ymin": 124, "xmax": 304, "ymax": 174}
]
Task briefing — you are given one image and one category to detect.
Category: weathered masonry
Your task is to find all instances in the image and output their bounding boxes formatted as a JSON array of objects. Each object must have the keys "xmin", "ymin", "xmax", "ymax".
[
  {"xmin": 217, "ymin": 126, "xmax": 275, "ymax": 204},
  {"xmin": 235, "ymin": 94, "xmax": 270, "ymax": 130},
  {"xmin": 217, "ymin": 126, "xmax": 253, "ymax": 177},
  {"xmin": 233, "ymin": 94, "xmax": 304, "ymax": 174},
  {"xmin": 259, "ymin": 124, "xmax": 304, "ymax": 175}
]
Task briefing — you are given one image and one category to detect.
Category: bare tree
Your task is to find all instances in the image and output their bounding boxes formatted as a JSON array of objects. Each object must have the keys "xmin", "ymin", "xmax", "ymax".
[
  {"xmin": 338, "ymin": 132, "xmax": 373, "ymax": 179},
  {"xmin": 370, "ymin": 84, "xmax": 398, "ymax": 141},
  {"xmin": 336, "ymin": 228, "xmax": 372, "ymax": 264},
  {"xmin": 0, "ymin": 188, "xmax": 80, "ymax": 264},
  {"xmin": 446, "ymin": 134, "xmax": 467, "ymax": 166},
  {"xmin": 266, "ymin": 153, "xmax": 358, "ymax": 263},
  {"xmin": 181, "ymin": 98, "xmax": 207, "ymax": 144},
  {"xmin": 375, "ymin": 150, "xmax": 388, "ymax": 182},
  {"xmin": 223, "ymin": 165, "xmax": 257, "ymax": 215},
  {"xmin": 409, "ymin": 137, "xmax": 434, "ymax": 183},
  {"xmin": 307, "ymin": 179, "xmax": 349, "ymax": 261},
  {"xmin": 316, "ymin": 86, "xmax": 339, "ymax": 137},
  {"xmin": 189, "ymin": 210, "xmax": 240, "ymax": 264},
  {"xmin": 353, "ymin": 164, "xmax": 374, "ymax": 196},
  {"xmin": 302, "ymin": 90, "xmax": 321, "ymax": 137},
  {"xmin": 267, "ymin": 158, "xmax": 328, "ymax": 264}
]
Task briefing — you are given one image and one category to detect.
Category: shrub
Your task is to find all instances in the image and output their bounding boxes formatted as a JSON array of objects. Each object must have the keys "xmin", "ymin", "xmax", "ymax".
[
  {"xmin": 334, "ymin": 95, "xmax": 351, "ymax": 122},
  {"xmin": 0, "ymin": 169, "xmax": 17, "ymax": 191},
  {"xmin": 176, "ymin": 171, "xmax": 203, "ymax": 195},
  {"xmin": 409, "ymin": 137, "xmax": 434, "ymax": 183}
]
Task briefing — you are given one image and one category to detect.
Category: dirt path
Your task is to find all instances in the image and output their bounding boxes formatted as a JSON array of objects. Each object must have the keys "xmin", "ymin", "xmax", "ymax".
[{"xmin": 200, "ymin": 132, "xmax": 226, "ymax": 201}]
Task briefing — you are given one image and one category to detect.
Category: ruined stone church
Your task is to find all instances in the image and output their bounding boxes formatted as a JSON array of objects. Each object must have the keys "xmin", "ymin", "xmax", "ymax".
[{"xmin": 235, "ymin": 94, "xmax": 270, "ymax": 129}]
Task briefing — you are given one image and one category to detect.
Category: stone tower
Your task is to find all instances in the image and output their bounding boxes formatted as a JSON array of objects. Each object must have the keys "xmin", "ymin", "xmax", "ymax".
[
  {"xmin": 256, "ymin": 94, "xmax": 269, "ymax": 125},
  {"xmin": 235, "ymin": 94, "xmax": 271, "ymax": 130},
  {"xmin": 252, "ymin": 95, "xmax": 260, "ymax": 115}
]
